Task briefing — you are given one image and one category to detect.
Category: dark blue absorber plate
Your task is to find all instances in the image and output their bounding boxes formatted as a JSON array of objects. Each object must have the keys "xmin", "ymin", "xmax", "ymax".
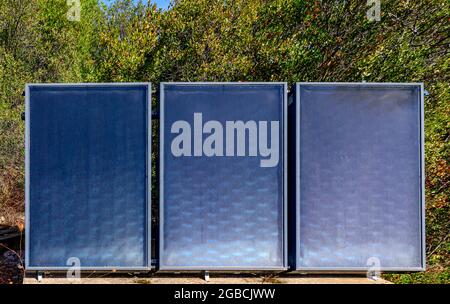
[
  {"xmin": 27, "ymin": 84, "xmax": 150, "ymax": 269},
  {"xmin": 161, "ymin": 83, "xmax": 286, "ymax": 269},
  {"xmin": 296, "ymin": 84, "xmax": 423, "ymax": 270}
]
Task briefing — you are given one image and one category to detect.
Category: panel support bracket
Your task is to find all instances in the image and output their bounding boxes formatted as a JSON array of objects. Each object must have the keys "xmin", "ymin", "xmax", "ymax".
[{"xmin": 36, "ymin": 271, "xmax": 43, "ymax": 282}]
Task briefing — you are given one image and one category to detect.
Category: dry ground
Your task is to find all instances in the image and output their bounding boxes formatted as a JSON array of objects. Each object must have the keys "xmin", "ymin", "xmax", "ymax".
[{"xmin": 23, "ymin": 273, "xmax": 391, "ymax": 284}]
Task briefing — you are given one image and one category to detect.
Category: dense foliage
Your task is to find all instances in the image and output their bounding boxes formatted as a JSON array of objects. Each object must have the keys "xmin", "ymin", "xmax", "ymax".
[{"xmin": 0, "ymin": 0, "xmax": 448, "ymax": 283}]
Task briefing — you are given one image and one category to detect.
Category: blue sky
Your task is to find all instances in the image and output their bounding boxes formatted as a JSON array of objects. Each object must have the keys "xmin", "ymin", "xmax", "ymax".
[
  {"xmin": 102, "ymin": 0, "xmax": 171, "ymax": 10},
  {"xmin": 155, "ymin": 0, "xmax": 170, "ymax": 8}
]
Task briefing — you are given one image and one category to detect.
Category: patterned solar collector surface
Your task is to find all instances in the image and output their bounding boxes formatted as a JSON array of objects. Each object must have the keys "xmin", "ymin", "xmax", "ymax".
[
  {"xmin": 26, "ymin": 84, "xmax": 151, "ymax": 269},
  {"xmin": 295, "ymin": 83, "xmax": 424, "ymax": 270},
  {"xmin": 160, "ymin": 83, "xmax": 286, "ymax": 270}
]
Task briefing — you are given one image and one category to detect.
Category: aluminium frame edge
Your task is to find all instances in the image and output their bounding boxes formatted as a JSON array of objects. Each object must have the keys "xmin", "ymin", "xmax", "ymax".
[
  {"xmin": 146, "ymin": 83, "xmax": 152, "ymax": 269},
  {"xmin": 25, "ymin": 84, "xmax": 30, "ymax": 269},
  {"xmin": 420, "ymin": 83, "xmax": 426, "ymax": 271},
  {"xmin": 159, "ymin": 83, "xmax": 166, "ymax": 270},
  {"xmin": 282, "ymin": 82, "xmax": 288, "ymax": 269}
]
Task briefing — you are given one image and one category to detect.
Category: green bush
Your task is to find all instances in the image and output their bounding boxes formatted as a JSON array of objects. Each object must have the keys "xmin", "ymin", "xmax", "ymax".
[{"xmin": 0, "ymin": 0, "xmax": 448, "ymax": 283}]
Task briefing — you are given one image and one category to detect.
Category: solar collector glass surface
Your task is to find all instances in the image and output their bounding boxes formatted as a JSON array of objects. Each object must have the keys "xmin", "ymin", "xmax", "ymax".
[
  {"xmin": 297, "ymin": 84, "xmax": 423, "ymax": 269},
  {"xmin": 161, "ymin": 83, "xmax": 286, "ymax": 269},
  {"xmin": 27, "ymin": 85, "xmax": 149, "ymax": 269}
]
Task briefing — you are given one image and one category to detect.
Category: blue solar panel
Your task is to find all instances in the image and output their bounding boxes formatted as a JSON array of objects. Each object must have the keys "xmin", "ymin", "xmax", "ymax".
[
  {"xmin": 292, "ymin": 83, "xmax": 424, "ymax": 270},
  {"xmin": 26, "ymin": 84, "xmax": 151, "ymax": 269},
  {"xmin": 160, "ymin": 83, "xmax": 287, "ymax": 270}
]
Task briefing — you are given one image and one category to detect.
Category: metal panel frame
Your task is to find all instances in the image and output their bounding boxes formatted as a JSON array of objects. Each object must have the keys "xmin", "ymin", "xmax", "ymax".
[
  {"xmin": 294, "ymin": 82, "xmax": 426, "ymax": 272},
  {"xmin": 159, "ymin": 82, "xmax": 288, "ymax": 271},
  {"xmin": 25, "ymin": 83, "xmax": 152, "ymax": 271}
]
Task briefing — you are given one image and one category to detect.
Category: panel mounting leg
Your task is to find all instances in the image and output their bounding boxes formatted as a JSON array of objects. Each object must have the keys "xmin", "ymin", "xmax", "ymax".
[
  {"xmin": 368, "ymin": 274, "xmax": 380, "ymax": 281},
  {"xmin": 204, "ymin": 271, "xmax": 210, "ymax": 282},
  {"xmin": 36, "ymin": 271, "xmax": 43, "ymax": 282}
]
